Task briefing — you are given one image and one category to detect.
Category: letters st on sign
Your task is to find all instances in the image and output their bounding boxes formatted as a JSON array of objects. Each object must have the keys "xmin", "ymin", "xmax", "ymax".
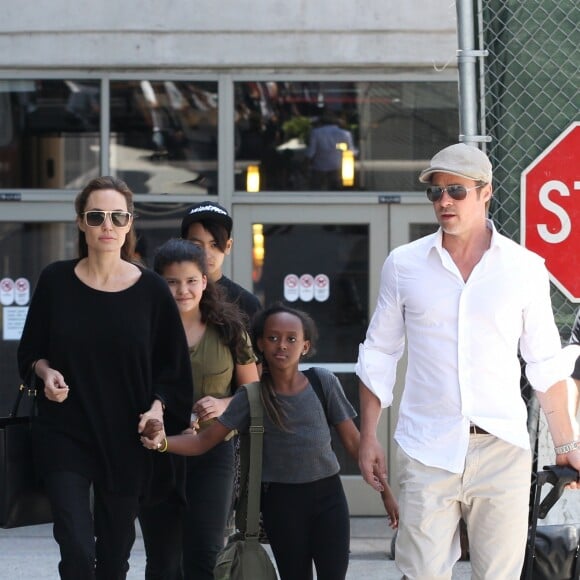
[{"xmin": 521, "ymin": 122, "xmax": 580, "ymax": 302}]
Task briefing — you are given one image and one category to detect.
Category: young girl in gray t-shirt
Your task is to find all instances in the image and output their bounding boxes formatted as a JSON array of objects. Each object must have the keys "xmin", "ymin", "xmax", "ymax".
[{"xmin": 142, "ymin": 303, "xmax": 398, "ymax": 580}]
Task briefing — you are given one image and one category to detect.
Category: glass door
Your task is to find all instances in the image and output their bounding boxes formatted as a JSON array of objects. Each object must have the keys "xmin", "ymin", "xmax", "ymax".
[{"xmin": 233, "ymin": 198, "xmax": 437, "ymax": 515}]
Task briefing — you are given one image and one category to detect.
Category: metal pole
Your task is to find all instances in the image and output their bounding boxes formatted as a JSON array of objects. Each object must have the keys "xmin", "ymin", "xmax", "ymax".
[
  {"xmin": 475, "ymin": 0, "xmax": 488, "ymax": 153},
  {"xmin": 100, "ymin": 78, "xmax": 110, "ymax": 176},
  {"xmin": 456, "ymin": 0, "xmax": 490, "ymax": 146}
]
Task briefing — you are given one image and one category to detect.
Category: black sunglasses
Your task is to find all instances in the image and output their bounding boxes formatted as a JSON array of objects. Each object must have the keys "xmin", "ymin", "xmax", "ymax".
[
  {"xmin": 426, "ymin": 184, "xmax": 483, "ymax": 202},
  {"xmin": 82, "ymin": 210, "xmax": 132, "ymax": 227}
]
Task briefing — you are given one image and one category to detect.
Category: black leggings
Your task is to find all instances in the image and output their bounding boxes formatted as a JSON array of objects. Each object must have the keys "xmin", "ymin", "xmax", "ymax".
[
  {"xmin": 44, "ymin": 471, "xmax": 140, "ymax": 580},
  {"xmin": 261, "ymin": 474, "xmax": 350, "ymax": 580},
  {"xmin": 139, "ymin": 438, "xmax": 234, "ymax": 580}
]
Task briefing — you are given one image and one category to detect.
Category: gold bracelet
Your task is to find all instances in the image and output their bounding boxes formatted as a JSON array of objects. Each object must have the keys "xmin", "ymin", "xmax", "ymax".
[{"xmin": 157, "ymin": 437, "xmax": 168, "ymax": 453}]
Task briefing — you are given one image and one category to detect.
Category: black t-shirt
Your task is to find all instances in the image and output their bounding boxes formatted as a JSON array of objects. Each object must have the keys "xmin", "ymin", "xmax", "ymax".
[{"xmin": 217, "ymin": 275, "xmax": 262, "ymax": 326}]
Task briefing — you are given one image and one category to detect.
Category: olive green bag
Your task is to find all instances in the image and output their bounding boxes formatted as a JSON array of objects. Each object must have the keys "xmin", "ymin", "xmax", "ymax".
[{"xmin": 213, "ymin": 381, "xmax": 277, "ymax": 580}]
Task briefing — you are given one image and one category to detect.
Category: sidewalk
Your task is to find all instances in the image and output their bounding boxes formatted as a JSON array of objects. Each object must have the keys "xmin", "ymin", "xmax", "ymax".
[{"xmin": 0, "ymin": 518, "xmax": 472, "ymax": 579}]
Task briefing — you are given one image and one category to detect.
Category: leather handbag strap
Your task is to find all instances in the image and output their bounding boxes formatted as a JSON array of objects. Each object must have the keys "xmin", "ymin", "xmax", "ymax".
[
  {"xmin": 9, "ymin": 384, "xmax": 27, "ymax": 418},
  {"xmin": 10, "ymin": 364, "xmax": 38, "ymax": 418},
  {"xmin": 244, "ymin": 381, "xmax": 264, "ymax": 539}
]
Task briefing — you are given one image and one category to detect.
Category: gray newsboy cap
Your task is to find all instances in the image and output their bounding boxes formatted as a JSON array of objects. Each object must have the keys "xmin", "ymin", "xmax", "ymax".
[{"xmin": 419, "ymin": 143, "xmax": 493, "ymax": 184}]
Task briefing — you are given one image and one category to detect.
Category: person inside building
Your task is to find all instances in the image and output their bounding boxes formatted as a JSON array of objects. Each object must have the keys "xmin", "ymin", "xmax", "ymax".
[
  {"xmin": 17, "ymin": 176, "xmax": 193, "ymax": 580},
  {"xmin": 139, "ymin": 238, "xmax": 259, "ymax": 580},
  {"xmin": 355, "ymin": 143, "xmax": 580, "ymax": 579},
  {"xmin": 305, "ymin": 110, "xmax": 356, "ymax": 191},
  {"xmin": 180, "ymin": 201, "xmax": 261, "ymax": 325},
  {"xmin": 141, "ymin": 303, "xmax": 399, "ymax": 580}
]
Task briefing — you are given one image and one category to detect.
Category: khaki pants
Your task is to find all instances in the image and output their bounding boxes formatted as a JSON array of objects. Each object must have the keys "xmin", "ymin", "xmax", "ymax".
[{"xmin": 395, "ymin": 435, "xmax": 532, "ymax": 580}]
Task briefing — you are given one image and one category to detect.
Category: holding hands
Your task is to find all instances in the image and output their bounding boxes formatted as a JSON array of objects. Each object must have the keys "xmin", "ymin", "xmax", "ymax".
[
  {"xmin": 140, "ymin": 418, "xmax": 166, "ymax": 450},
  {"xmin": 138, "ymin": 399, "xmax": 165, "ymax": 449},
  {"xmin": 193, "ymin": 395, "xmax": 229, "ymax": 422},
  {"xmin": 381, "ymin": 488, "xmax": 399, "ymax": 530},
  {"xmin": 359, "ymin": 434, "xmax": 389, "ymax": 493}
]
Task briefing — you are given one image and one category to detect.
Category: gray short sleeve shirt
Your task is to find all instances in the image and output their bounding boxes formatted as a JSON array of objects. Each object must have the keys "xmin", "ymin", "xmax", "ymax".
[{"xmin": 218, "ymin": 367, "xmax": 356, "ymax": 483}]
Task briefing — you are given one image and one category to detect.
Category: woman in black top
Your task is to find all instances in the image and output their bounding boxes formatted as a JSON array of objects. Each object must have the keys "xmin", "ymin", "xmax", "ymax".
[{"xmin": 17, "ymin": 176, "xmax": 193, "ymax": 580}]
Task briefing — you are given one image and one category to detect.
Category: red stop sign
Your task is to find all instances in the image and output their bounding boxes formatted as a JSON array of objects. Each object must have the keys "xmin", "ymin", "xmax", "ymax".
[{"xmin": 521, "ymin": 122, "xmax": 580, "ymax": 302}]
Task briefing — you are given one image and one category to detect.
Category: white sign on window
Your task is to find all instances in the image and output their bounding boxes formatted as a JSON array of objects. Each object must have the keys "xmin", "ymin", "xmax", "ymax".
[
  {"xmin": 283, "ymin": 273, "xmax": 331, "ymax": 303},
  {"xmin": 0, "ymin": 277, "xmax": 15, "ymax": 306},
  {"xmin": 14, "ymin": 278, "xmax": 31, "ymax": 305},
  {"xmin": 283, "ymin": 273, "xmax": 300, "ymax": 302},
  {"xmin": 299, "ymin": 274, "xmax": 314, "ymax": 302},
  {"xmin": 3, "ymin": 306, "xmax": 28, "ymax": 341},
  {"xmin": 313, "ymin": 274, "xmax": 330, "ymax": 302}
]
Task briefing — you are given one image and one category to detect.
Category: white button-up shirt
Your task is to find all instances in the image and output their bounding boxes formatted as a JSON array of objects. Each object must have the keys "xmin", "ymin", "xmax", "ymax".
[{"xmin": 355, "ymin": 221, "xmax": 579, "ymax": 473}]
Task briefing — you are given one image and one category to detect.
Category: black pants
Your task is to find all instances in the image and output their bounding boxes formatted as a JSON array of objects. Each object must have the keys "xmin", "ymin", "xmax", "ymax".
[
  {"xmin": 261, "ymin": 474, "xmax": 350, "ymax": 580},
  {"xmin": 139, "ymin": 499, "xmax": 184, "ymax": 580},
  {"xmin": 44, "ymin": 471, "xmax": 140, "ymax": 580},
  {"xmin": 139, "ymin": 438, "xmax": 234, "ymax": 580},
  {"xmin": 310, "ymin": 169, "xmax": 341, "ymax": 191}
]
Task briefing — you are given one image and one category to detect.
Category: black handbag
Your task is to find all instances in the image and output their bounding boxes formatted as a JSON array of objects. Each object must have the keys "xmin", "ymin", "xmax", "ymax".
[
  {"xmin": 0, "ymin": 368, "xmax": 53, "ymax": 528},
  {"xmin": 522, "ymin": 465, "xmax": 580, "ymax": 580},
  {"xmin": 533, "ymin": 523, "xmax": 580, "ymax": 580}
]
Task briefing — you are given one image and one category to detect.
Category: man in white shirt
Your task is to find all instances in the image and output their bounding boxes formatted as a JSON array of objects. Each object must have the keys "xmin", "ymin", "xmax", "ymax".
[{"xmin": 356, "ymin": 143, "xmax": 580, "ymax": 579}]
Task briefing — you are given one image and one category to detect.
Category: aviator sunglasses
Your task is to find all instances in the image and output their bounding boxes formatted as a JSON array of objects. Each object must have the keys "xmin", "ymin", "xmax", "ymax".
[
  {"xmin": 82, "ymin": 210, "xmax": 133, "ymax": 227},
  {"xmin": 426, "ymin": 184, "xmax": 484, "ymax": 203}
]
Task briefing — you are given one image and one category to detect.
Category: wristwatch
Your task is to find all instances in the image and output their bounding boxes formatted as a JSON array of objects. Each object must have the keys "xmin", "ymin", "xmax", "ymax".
[{"xmin": 554, "ymin": 441, "xmax": 579, "ymax": 455}]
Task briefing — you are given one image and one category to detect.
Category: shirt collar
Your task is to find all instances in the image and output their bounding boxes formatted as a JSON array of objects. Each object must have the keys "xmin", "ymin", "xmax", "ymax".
[{"xmin": 427, "ymin": 218, "xmax": 501, "ymax": 258}]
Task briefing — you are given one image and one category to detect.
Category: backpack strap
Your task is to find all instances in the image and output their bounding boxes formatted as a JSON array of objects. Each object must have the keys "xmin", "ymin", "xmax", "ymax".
[
  {"xmin": 243, "ymin": 381, "xmax": 264, "ymax": 540},
  {"xmin": 303, "ymin": 367, "xmax": 330, "ymax": 426}
]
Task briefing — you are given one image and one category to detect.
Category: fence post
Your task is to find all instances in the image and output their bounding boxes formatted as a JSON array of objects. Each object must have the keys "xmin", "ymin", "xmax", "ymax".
[{"xmin": 455, "ymin": 0, "xmax": 489, "ymax": 147}]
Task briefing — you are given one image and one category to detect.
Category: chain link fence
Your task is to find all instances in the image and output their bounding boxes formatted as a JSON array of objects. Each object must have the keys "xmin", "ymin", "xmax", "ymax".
[
  {"xmin": 482, "ymin": 0, "xmax": 579, "ymax": 340},
  {"xmin": 480, "ymin": 0, "xmax": 579, "ymax": 515}
]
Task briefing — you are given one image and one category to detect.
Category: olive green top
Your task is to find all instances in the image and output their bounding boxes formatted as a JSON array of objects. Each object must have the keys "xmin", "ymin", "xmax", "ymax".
[{"xmin": 189, "ymin": 324, "xmax": 256, "ymax": 431}]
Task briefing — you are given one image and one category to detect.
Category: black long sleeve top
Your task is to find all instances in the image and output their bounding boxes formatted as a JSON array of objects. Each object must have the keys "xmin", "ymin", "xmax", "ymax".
[{"xmin": 17, "ymin": 260, "xmax": 193, "ymax": 497}]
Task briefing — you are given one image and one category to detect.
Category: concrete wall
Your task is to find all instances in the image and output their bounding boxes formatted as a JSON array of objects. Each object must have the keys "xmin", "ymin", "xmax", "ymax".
[{"xmin": 0, "ymin": 0, "xmax": 458, "ymax": 70}]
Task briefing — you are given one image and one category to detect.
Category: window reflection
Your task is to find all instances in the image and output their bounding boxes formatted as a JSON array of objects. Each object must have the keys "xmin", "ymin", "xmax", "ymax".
[
  {"xmin": 0, "ymin": 220, "xmax": 77, "ymax": 415},
  {"xmin": 234, "ymin": 81, "xmax": 459, "ymax": 192},
  {"xmin": 131, "ymin": 201, "xmax": 190, "ymax": 267},
  {"xmin": 109, "ymin": 81, "xmax": 218, "ymax": 195},
  {"xmin": 0, "ymin": 80, "xmax": 100, "ymax": 189}
]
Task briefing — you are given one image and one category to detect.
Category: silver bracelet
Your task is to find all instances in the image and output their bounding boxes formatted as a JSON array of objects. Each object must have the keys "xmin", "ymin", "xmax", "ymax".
[{"xmin": 554, "ymin": 441, "xmax": 579, "ymax": 455}]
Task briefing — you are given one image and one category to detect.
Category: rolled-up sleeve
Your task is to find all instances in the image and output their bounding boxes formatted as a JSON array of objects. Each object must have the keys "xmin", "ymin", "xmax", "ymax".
[
  {"xmin": 355, "ymin": 253, "xmax": 405, "ymax": 407},
  {"xmin": 526, "ymin": 344, "xmax": 580, "ymax": 392},
  {"xmin": 521, "ymin": 263, "xmax": 580, "ymax": 391}
]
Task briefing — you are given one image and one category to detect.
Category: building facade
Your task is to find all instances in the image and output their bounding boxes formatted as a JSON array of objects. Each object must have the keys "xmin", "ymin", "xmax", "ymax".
[{"xmin": 0, "ymin": 0, "xmax": 460, "ymax": 513}]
